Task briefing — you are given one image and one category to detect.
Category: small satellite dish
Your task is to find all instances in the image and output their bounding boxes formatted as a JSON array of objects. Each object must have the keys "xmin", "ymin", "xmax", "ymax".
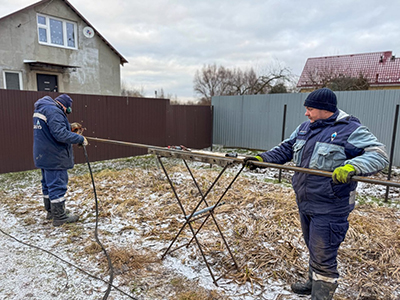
[{"xmin": 83, "ymin": 26, "xmax": 94, "ymax": 38}]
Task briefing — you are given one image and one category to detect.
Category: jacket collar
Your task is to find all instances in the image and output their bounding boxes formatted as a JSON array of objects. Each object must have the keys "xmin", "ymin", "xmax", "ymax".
[{"xmin": 310, "ymin": 109, "xmax": 339, "ymax": 129}]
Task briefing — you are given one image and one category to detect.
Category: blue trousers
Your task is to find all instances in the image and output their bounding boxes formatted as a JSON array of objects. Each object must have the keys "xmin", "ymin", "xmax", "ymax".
[
  {"xmin": 299, "ymin": 212, "xmax": 349, "ymax": 279},
  {"xmin": 41, "ymin": 169, "xmax": 68, "ymax": 203}
]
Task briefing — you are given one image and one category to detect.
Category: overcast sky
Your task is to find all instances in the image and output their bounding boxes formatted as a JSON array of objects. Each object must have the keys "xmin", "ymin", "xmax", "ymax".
[{"xmin": 1, "ymin": 0, "xmax": 400, "ymax": 102}]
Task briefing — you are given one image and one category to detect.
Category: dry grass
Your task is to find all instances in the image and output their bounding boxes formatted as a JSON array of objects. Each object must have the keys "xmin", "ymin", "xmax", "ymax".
[
  {"xmin": 104, "ymin": 246, "xmax": 159, "ymax": 276},
  {"xmin": 80, "ymin": 161, "xmax": 399, "ymax": 299},
  {"xmin": 2, "ymin": 157, "xmax": 400, "ymax": 299}
]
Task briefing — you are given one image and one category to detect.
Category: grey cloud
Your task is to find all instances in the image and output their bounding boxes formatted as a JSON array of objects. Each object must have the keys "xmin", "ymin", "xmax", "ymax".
[{"xmin": 2, "ymin": 0, "xmax": 400, "ymax": 101}]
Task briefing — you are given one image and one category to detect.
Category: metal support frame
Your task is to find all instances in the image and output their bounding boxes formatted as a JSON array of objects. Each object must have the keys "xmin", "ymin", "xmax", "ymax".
[
  {"xmin": 85, "ymin": 137, "xmax": 400, "ymax": 284},
  {"xmin": 87, "ymin": 137, "xmax": 400, "ymax": 188},
  {"xmin": 148, "ymin": 147, "xmax": 244, "ymax": 286}
]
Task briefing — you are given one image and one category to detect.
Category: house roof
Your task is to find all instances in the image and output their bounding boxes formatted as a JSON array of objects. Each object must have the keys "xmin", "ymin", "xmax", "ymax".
[
  {"xmin": 297, "ymin": 51, "xmax": 400, "ymax": 88},
  {"xmin": 0, "ymin": 0, "xmax": 128, "ymax": 66}
]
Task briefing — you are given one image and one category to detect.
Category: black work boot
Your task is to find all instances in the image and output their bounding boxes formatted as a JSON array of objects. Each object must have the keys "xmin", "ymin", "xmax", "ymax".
[
  {"xmin": 51, "ymin": 201, "xmax": 79, "ymax": 227},
  {"xmin": 311, "ymin": 280, "xmax": 338, "ymax": 300},
  {"xmin": 291, "ymin": 269, "xmax": 312, "ymax": 295},
  {"xmin": 43, "ymin": 196, "xmax": 52, "ymax": 220}
]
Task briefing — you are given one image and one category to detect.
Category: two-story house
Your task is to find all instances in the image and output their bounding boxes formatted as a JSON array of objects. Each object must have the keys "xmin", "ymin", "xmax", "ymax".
[{"xmin": 0, "ymin": 0, "xmax": 127, "ymax": 95}]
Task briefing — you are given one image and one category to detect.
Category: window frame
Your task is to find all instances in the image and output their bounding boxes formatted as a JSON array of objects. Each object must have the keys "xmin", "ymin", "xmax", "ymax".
[
  {"xmin": 3, "ymin": 71, "xmax": 23, "ymax": 90},
  {"xmin": 37, "ymin": 13, "xmax": 78, "ymax": 50}
]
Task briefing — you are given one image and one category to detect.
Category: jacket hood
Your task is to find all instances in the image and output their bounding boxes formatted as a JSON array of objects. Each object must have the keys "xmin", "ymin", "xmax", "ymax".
[
  {"xmin": 336, "ymin": 109, "xmax": 361, "ymax": 124},
  {"xmin": 336, "ymin": 109, "xmax": 349, "ymax": 121},
  {"xmin": 310, "ymin": 109, "xmax": 360, "ymax": 129},
  {"xmin": 34, "ymin": 96, "xmax": 57, "ymax": 110}
]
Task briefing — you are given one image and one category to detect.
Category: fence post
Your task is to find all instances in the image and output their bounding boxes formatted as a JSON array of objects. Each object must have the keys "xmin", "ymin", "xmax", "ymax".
[
  {"xmin": 385, "ymin": 104, "xmax": 399, "ymax": 202},
  {"xmin": 278, "ymin": 104, "xmax": 287, "ymax": 183}
]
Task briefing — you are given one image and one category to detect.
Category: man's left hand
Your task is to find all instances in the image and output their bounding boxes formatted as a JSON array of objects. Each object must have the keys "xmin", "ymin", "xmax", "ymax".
[
  {"xmin": 243, "ymin": 156, "xmax": 263, "ymax": 170},
  {"xmin": 332, "ymin": 164, "xmax": 356, "ymax": 184},
  {"xmin": 82, "ymin": 136, "xmax": 88, "ymax": 146}
]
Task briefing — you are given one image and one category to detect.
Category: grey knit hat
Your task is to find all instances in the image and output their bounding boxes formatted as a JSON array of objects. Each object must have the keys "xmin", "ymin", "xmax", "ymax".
[{"xmin": 304, "ymin": 88, "xmax": 337, "ymax": 112}]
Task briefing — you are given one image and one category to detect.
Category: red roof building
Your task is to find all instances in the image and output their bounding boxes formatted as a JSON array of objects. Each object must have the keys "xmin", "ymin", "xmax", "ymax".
[{"xmin": 297, "ymin": 51, "xmax": 400, "ymax": 92}]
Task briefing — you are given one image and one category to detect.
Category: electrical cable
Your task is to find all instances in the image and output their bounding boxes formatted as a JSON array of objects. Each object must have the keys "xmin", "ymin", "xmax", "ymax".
[
  {"xmin": 82, "ymin": 144, "xmax": 114, "ymax": 300},
  {"xmin": 0, "ymin": 227, "xmax": 137, "ymax": 299},
  {"xmin": 0, "ymin": 144, "xmax": 138, "ymax": 300}
]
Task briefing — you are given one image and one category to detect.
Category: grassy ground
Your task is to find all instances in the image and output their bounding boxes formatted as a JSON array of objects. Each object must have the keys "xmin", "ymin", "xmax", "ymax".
[{"xmin": 0, "ymin": 149, "xmax": 399, "ymax": 299}]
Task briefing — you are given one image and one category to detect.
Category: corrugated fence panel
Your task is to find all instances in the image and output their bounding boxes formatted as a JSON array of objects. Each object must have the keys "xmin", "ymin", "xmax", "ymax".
[
  {"xmin": 212, "ymin": 90, "xmax": 400, "ymax": 165},
  {"xmin": 0, "ymin": 90, "xmax": 39, "ymax": 172},
  {"xmin": 0, "ymin": 90, "xmax": 212, "ymax": 174},
  {"xmin": 213, "ymin": 93, "xmax": 308, "ymax": 151},
  {"xmin": 166, "ymin": 105, "xmax": 212, "ymax": 149},
  {"xmin": 213, "ymin": 95, "xmax": 244, "ymax": 148},
  {"xmin": 70, "ymin": 94, "xmax": 168, "ymax": 165}
]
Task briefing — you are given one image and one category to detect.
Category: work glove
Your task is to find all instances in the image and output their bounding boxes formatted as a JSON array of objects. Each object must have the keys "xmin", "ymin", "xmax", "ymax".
[
  {"xmin": 332, "ymin": 164, "xmax": 356, "ymax": 184},
  {"xmin": 243, "ymin": 156, "xmax": 263, "ymax": 170},
  {"xmin": 79, "ymin": 136, "xmax": 88, "ymax": 147},
  {"xmin": 71, "ymin": 122, "xmax": 84, "ymax": 135}
]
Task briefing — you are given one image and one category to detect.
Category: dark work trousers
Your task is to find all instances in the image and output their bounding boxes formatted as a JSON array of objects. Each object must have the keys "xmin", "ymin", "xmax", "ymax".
[
  {"xmin": 299, "ymin": 212, "xmax": 350, "ymax": 279},
  {"xmin": 41, "ymin": 169, "xmax": 68, "ymax": 203}
]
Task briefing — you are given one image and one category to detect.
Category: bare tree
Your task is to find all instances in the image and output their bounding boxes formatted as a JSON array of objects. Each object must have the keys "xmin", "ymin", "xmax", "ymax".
[
  {"xmin": 252, "ymin": 67, "xmax": 291, "ymax": 94},
  {"xmin": 193, "ymin": 63, "xmax": 293, "ymax": 104},
  {"xmin": 193, "ymin": 64, "xmax": 232, "ymax": 103},
  {"xmin": 226, "ymin": 68, "xmax": 259, "ymax": 95}
]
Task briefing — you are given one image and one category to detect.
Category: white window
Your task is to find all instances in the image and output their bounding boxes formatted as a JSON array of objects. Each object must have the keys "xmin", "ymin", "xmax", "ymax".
[
  {"xmin": 3, "ymin": 71, "xmax": 23, "ymax": 90},
  {"xmin": 37, "ymin": 14, "xmax": 77, "ymax": 49}
]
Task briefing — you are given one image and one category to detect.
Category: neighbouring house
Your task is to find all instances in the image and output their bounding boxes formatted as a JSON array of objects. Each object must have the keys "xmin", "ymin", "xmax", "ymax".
[
  {"xmin": 297, "ymin": 51, "xmax": 400, "ymax": 92},
  {"xmin": 0, "ymin": 0, "xmax": 127, "ymax": 95}
]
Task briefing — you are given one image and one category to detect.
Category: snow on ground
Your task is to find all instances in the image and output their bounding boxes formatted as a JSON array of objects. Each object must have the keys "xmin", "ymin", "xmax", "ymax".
[{"xmin": 0, "ymin": 151, "xmax": 399, "ymax": 300}]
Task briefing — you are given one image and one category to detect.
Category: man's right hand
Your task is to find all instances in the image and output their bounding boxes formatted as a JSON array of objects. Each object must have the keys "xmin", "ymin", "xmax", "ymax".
[
  {"xmin": 243, "ymin": 156, "xmax": 263, "ymax": 170},
  {"xmin": 332, "ymin": 164, "xmax": 356, "ymax": 184},
  {"xmin": 80, "ymin": 136, "xmax": 88, "ymax": 147}
]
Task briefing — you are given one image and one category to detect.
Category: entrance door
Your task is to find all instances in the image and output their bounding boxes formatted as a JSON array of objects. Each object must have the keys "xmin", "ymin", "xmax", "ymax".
[{"xmin": 37, "ymin": 74, "xmax": 58, "ymax": 92}]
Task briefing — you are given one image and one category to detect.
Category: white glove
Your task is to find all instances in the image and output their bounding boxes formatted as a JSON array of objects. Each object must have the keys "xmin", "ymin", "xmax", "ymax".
[{"xmin": 81, "ymin": 136, "xmax": 88, "ymax": 146}]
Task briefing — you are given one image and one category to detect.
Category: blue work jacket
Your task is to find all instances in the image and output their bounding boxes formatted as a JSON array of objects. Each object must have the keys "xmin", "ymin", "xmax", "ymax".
[
  {"xmin": 259, "ymin": 109, "xmax": 388, "ymax": 215},
  {"xmin": 33, "ymin": 96, "xmax": 84, "ymax": 170}
]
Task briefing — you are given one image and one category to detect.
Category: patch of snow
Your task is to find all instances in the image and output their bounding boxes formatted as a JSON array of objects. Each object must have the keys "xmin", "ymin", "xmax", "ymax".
[{"xmin": 0, "ymin": 154, "xmax": 399, "ymax": 299}]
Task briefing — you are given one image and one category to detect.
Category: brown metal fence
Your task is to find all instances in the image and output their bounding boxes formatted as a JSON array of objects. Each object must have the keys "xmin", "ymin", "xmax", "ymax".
[{"xmin": 0, "ymin": 90, "xmax": 212, "ymax": 174}]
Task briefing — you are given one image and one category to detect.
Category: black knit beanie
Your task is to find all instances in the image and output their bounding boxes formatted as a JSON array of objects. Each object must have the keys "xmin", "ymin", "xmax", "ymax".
[{"xmin": 304, "ymin": 88, "xmax": 337, "ymax": 112}]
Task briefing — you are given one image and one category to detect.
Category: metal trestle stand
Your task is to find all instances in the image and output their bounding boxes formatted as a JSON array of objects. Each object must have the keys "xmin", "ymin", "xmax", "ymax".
[{"xmin": 148, "ymin": 147, "xmax": 245, "ymax": 286}]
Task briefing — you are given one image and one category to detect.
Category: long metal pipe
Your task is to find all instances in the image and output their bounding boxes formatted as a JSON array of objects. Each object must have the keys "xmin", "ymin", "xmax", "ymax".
[
  {"xmin": 249, "ymin": 161, "xmax": 400, "ymax": 188},
  {"xmin": 86, "ymin": 136, "xmax": 400, "ymax": 189},
  {"xmin": 86, "ymin": 136, "xmax": 154, "ymax": 150}
]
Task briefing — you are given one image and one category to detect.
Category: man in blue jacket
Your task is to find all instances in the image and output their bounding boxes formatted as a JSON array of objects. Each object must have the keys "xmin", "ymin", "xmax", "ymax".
[
  {"xmin": 244, "ymin": 88, "xmax": 388, "ymax": 300},
  {"xmin": 33, "ymin": 94, "xmax": 88, "ymax": 227}
]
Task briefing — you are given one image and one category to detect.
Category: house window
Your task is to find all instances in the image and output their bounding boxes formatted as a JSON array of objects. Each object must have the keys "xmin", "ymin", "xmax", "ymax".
[
  {"xmin": 37, "ymin": 14, "xmax": 77, "ymax": 49},
  {"xmin": 3, "ymin": 71, "xmax": 23, "ymax": 90}
]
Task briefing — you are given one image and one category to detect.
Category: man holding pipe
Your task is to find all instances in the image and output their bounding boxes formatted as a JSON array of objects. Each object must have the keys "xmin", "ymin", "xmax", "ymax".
[
  {"xmin": 244, "ymin": 88, "xmax": 388, "ymax": 299},
  {"xmin": 33, "ymin": 94, "xmax": 88, "ymax": 227}
]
